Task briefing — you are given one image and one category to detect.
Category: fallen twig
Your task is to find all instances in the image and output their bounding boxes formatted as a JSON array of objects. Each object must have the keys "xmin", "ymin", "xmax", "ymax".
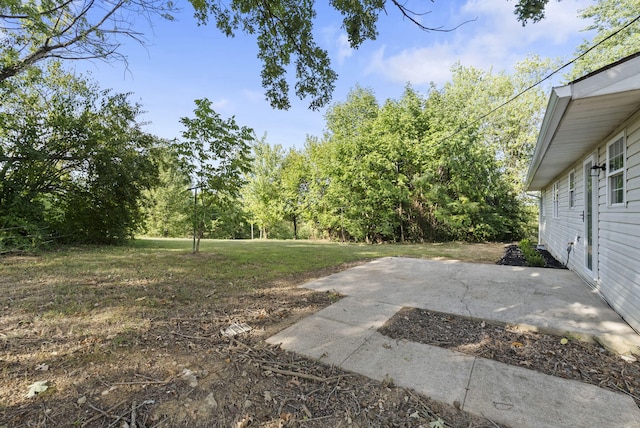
[
  {"xmin": 107, "ymin": 400, "xmax": 155, "ymax": 428},
  {"xmin": 262, "ymin": 365, "xmax": 345, "ymax": 383},
  {"xmin": 230, "ymin": 336, "xmax": 255, "ymax": 351},
  {"xmin": 110, "ymin": 380, "xmax": 169, "ymax": 386},
  {"xmin": 131, "ymin": 400, "xmax": 137, "ymax": 428},
  {"xmin": 171, "ymin": 330, "xmax": 213, "ymax": 340},
  {"xmin": 299, "ymin": 413, "xmax": 334, "ymax": 423},
  {"xmin": 134, "ymin": 373, "xmax": 164, "ymax": 382},
  {"xmin": 610, "ymin": 382, "xmax": 640, "ymax": 402},
  {"xmin": 485, "ymin": 415, "xmax": 502, "ymax": 428},
  {"xmin": 82, "ymin": 400, "xmax": 126, "ymax": 427}
]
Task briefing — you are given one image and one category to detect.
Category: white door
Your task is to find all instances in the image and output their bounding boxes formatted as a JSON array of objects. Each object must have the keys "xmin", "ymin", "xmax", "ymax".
[{"xmin": 583, "ymin": 157, "xmax": 598, "ymax": 277}]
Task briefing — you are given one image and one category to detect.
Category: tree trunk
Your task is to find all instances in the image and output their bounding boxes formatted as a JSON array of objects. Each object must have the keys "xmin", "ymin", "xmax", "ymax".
[
  {"xmin": 399, "ymin": 203, "xmax": 404, "ymax": 243},
  {"xmin": 293, "ymin": 216, "xmax": 298, "ymax": 239}
]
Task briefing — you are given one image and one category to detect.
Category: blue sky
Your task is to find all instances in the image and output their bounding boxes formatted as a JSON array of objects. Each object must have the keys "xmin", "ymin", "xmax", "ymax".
[{"xmin": 71, "ymin": 0, "xmax": 595, "ymax": 149}]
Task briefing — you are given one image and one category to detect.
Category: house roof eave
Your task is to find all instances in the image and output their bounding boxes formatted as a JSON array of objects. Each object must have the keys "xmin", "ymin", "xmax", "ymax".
[
  {"xmin": 525, "ymin": 86, "xmax": 572, "ymax": 191},
  {"xmin": 526, "ymin": 53, "xmax": 640, "ymax": 192}
]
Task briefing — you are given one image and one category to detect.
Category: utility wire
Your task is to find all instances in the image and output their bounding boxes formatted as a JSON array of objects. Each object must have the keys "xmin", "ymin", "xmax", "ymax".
[{"xmin": 434, "ymin": 13, "xmax": 640, "ymax": 146}]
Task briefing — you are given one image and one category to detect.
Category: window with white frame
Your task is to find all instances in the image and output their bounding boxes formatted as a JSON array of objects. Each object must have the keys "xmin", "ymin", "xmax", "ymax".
[
  {"xmin": 607, "ymin": 133, "xmax": 626, "ymax": 206},
  {"xmin": 568, "ymin": 171, "xmax": 575, "ymax": 209},
  {"xmin": 553, "ymin": 181, "xmax": 559, "ymax": 218}
]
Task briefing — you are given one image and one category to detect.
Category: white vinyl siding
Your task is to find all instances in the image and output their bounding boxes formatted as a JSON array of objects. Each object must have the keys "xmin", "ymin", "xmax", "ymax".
[
  {"xmin": 607, "ymin": 133, "xmax": 626, "ymax": 206},
  {"xmin": 538, "ymin": 112, "xmax": 640, "ymax": 332},
  {"xmin": 539, "ymin": 173, "xmax": 580, "ymax": 270},
  {"xmin": 599, "ymin": 120, "xmax": 640, "ymax": 330}
]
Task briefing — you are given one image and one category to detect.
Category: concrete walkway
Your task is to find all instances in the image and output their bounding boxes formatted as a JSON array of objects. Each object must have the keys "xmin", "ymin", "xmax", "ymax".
[{"xmin": 267, "ymin": 257, "xmax": 640, "ymax": 428}]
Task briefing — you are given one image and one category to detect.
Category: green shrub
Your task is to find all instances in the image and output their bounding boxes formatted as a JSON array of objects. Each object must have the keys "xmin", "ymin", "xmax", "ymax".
[{"xmin": 518, "ymin": 239, "xmax": 545, "ymax": 267}]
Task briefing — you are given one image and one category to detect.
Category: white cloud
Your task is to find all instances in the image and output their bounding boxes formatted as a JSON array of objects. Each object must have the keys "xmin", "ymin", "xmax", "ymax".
[
  {"xmin": 365, "ymin": 0, "xmax": 593, "ymax": 86},
  {"xmin": 366, "ymin": 44, "xmax": 457, "ymax": 86},
  {"xmin": 337, "ymin": 33, "xmax": 354, "ymax": 64},
  {"xmin": 242, "ymin": 89, "xmax": 264, "ymax": 104},
  {"xmin": 211, "ymin": 98, "xmax": 231, "ymax": 110},
  {"xmin": 320, "ymin": 25, "xmax": 354, "ymax": 66}
]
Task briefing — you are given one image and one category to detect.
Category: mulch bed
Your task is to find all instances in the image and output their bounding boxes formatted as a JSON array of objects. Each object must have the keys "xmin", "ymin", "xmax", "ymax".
[{"xmin": 497, "ymin": 244, "xmax": 566, "ymax": 269}]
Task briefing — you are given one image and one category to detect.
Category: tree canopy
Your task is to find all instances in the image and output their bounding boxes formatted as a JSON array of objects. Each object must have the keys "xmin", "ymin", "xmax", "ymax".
[
  {"xmin": 1, "ymin": 0, "xmax": 563, "ymax": 109},
  {"xmin": 565, "ymin": 0, "xmax": 640, "ymax": 81},
  {"xmin": 0, "ymin": 63, "xmax": 158, "ymax": 248},
  {"xmin": 187, "ymin": 0, "xmax": 565, "ymax": 109},
  {"xmin": 0, "ymin": 0, "xmax": 176, "ymax": 83}
]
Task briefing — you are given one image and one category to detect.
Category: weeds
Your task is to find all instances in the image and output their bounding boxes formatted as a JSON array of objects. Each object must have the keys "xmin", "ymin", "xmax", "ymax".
[{"xmin": 518, "ymin": 239, "xmax": 545, "ymax": 267}]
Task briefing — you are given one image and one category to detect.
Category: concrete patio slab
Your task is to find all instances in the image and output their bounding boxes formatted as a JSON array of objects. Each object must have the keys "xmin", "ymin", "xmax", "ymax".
[
  {"xmin": 268, "ymin": 257, "xmax": 640, "ymax": 427},
  {"xmin": 266, "ymin": 315, "xmax": 373, "ymax": 364},
  {"xmin": 464, "ymin": 358, "xmax": 640, "ymax": 428},
  {"xmin": 309, "ymin": 297, "xmax": 403, "ymax": 329},
  {"xmin": 340, "ymin": 333, "xmax": 475, "ymax": 406},
  {"xmin": 304, "ymin": 257, "xmax": 640, "ymax": 355}
]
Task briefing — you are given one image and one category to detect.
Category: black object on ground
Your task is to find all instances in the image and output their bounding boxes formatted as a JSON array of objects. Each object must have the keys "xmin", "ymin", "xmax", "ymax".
[{"xmin": 497, "ymin": 244, "xmax": 566, "ymax": 269}]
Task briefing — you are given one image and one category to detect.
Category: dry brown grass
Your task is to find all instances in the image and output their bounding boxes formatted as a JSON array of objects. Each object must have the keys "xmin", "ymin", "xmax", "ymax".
[{"xmin": 1, "ymin": 239, "xmax": 506, "ymax": 427}]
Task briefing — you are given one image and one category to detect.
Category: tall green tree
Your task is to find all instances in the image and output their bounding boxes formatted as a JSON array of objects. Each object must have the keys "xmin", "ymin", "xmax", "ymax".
[
  {"xmin": 242, "ymin": 136, "xmax": 286, "ymax": 239},
  {"xmin": 320, "ymin": 86, "xmax": 389, "ymax": 242},
  {"xmin": 280, "ymin": 148, "xmax": 309, "ymax": 239},
  {"xmin": 372, "ymin": 86, "xmax": 429, "ymax": 241},
  {"xmin": 299, "ymin": 65, "xmax": 539, "ymax": 243},
  {"xmin": 566, "ymin": 0, "xmax": 640, "ymax": 81},
  {"xmin": 413, "ymin": 64, "xmax": 534, "ymax": 241},
  {"xmin": 143, "ymin": 142, "xmax": 193, "ymax": 237},
  {"xmin": 0, "ymin": 62, "xmax": 158, "ymax": 246},
  {"xmin": 178, "ymin": 98, "xmax": 254, "ymax": 251}
]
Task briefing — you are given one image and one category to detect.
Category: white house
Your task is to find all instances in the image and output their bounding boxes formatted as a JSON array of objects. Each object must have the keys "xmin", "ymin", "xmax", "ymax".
[{"xmin": 526, "ymin": 52, "xmax": 640, "ymax": 333}]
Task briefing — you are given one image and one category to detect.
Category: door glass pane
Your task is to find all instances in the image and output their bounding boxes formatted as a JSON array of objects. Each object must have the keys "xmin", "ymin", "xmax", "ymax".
[{"xmin": 585, "ymin": 162, "xmax": 593, "ymax": 270}]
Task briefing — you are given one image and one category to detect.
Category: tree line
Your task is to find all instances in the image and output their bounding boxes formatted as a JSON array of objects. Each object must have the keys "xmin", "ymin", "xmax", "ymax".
[
  {"xmin": 147, "ymin": 61, "xmax": 548, "ymax": 244},
  {"xmin": 1, "ymin": 0, "xmax": 638, "ymax": 250}
]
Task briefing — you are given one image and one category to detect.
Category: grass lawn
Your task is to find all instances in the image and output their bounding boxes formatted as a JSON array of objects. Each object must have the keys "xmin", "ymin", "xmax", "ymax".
[{"xmin": 0, "ymin": 239, "xmax": 506, "ymax": 427}]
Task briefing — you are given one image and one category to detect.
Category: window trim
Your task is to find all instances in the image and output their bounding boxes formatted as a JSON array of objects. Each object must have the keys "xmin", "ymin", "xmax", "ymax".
[
  {"xmin": 552, "ymin": 181, "xmax": 559, "ymax": 219},
  {"xmin": 606, "ymin": 131, "xmax": 626, "ymax": 207},
  {"xmin": 568, "ymin": 170, "xmax": 576, "ymax": 209}
]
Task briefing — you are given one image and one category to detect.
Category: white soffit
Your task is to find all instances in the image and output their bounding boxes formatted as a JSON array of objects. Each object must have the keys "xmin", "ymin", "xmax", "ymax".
[{"xmin": 527, "ymin": 54, "xmax": 640, "ymax": 191}]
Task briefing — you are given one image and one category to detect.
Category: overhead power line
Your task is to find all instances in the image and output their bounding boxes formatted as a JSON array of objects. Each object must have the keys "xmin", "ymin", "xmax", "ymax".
[{"xmin": 434, "ymin": 13, "xmax": 640, "ymax": 146}]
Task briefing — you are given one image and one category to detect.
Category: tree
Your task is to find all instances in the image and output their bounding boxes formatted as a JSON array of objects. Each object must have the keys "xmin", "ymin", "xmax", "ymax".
[
  {"xmin": 299, "ymin": 65, "xmax": 539, "ymax": 243},
  {"xmin": 143, "ymin": 142, "xmax": 193, "ymax": 237},
  {"xmin": 242, "ymin": 136, "xmax": 286, "ymax": 239},
  {"xmin": 188, "ymin": 0, "xmax": 562, "ymax": 110},
  {"xmin": 0, "ymin": 62, "xmax": 158, "ymax": 246},
  {"xmin": 319, "ymin": 86, "xmax": 387, "ymax": 242},
  {"xmin": 513, "ymin": 0, "xmax": 551, "ymax": 25},
  {"xmin": 280, "ymin": 148, "xmax": 309, "ymax": 239},
  {"xmin": 565, "ymin": 0, "xmax": 640, "ymax": 81},
  {"xmin": 177, "ymin": 98, "xmax": 254, "ymax": 252},
  {"xmin": 413, "ymin": 64, "xmax": 535, "ymax": 241},
  {"xmin": 0, "ymin": 0, "xmax": 176, "ymax": 83},
  {"xmin": 1, "ymin": 0, "xmax": 562, "ymax": 109}
]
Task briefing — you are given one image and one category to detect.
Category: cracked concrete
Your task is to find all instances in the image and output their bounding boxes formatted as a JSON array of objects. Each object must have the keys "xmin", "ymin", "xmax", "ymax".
[{"xmin": 267, "ymin": 257, "xmax": 640, "ymax": 427}]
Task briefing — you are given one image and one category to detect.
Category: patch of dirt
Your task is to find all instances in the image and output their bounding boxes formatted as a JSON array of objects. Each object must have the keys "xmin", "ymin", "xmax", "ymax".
[
  {"xmin": 379, "ymin": 307, "xmax": 640, "ymax": 408},
  {"xmin": 1, "ymin": 262, "xmax": 500, "ymax": 428},
  {"xmin": 497, "ymin": 244, "xmax": 566, "ymax": 269}
]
